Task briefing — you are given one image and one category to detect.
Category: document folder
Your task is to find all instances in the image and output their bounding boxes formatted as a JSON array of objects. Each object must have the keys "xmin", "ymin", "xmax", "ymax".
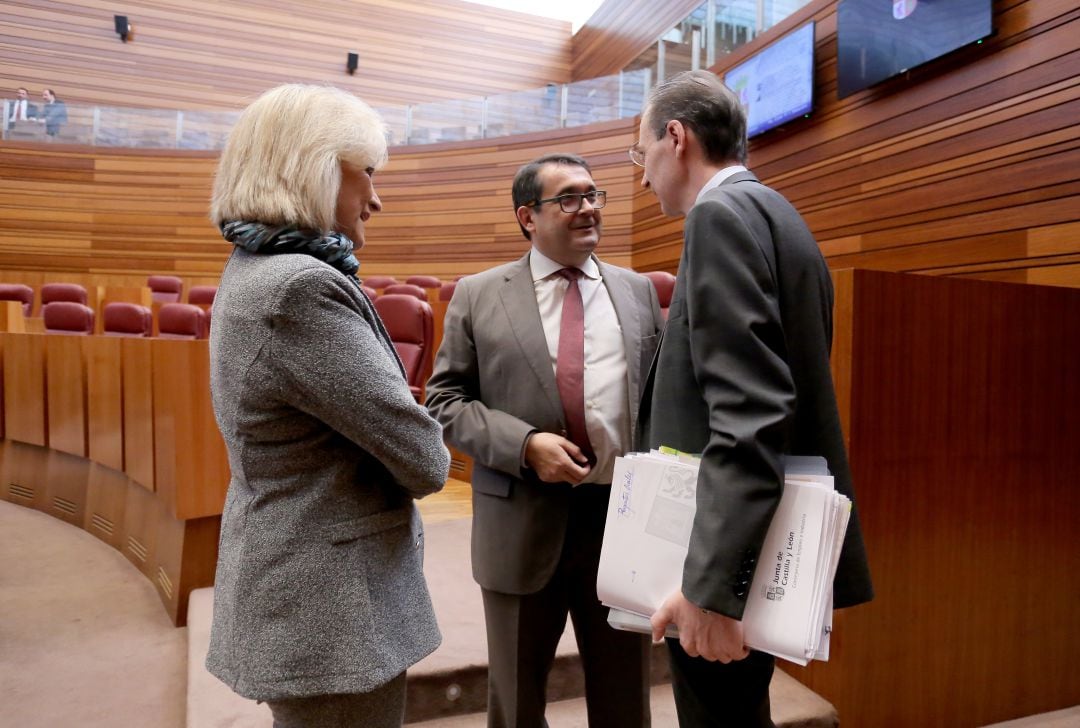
[{"xmin": 597, "ymin": 451, "xmax": 851, "ymax": 665}]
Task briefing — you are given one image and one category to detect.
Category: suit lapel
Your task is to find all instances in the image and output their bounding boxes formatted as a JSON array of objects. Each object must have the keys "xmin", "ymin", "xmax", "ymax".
[
  {"xmin": 598, "ymin": 261, "xmax": 644, "ymax": 435},
  {"xmin": 498, "ymin": 253, "xmax": 563, "ymax": 419}
]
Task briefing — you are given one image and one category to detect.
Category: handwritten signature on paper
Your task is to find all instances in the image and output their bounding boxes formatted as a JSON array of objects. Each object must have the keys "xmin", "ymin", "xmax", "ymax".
[{"xmin": 617, "ymin": 469, "xmax": 635, "ymax": 518}]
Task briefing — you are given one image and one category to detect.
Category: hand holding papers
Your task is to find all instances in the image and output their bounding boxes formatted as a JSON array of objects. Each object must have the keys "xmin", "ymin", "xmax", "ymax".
[{"xmin": 597, "ymin": 451, "xmax": 851, "ymax": 665}]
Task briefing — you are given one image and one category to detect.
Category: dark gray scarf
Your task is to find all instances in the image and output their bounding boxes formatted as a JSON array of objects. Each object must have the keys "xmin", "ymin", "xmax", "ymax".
[{"xmin": 220, "ymin": 220, "xmax": 360, "ymax": 277}]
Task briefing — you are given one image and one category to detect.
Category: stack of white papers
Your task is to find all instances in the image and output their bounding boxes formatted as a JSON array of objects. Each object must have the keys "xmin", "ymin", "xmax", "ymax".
[{"xmin": 597, "ymin": 450, "xmax": 851, "ymax": 665}]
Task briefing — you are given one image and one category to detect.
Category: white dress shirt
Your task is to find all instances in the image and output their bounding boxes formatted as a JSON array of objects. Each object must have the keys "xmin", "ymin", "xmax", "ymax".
[
  {"xmin": 694, "ymin": 164, "xmax": 749, "ymax": 204},
  {"xmin": 8, "ymin": 99, "xmax": 28, "ymax": 122},
  {"xmin": 529, "ymin": 247, "xmax": 630, "ymax": 484}
]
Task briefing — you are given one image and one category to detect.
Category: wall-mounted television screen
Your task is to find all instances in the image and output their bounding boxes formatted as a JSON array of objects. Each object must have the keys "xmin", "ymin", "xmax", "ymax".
[
  {"xmin": 837, "ymin": 0, "xmax": 993, "ymax": 99},
  {"xmin": 723, "ymin": 21, "xmax": 815, "ymax": 139}
]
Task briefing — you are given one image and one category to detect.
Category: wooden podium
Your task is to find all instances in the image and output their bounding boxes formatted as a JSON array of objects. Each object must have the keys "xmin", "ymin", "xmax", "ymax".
[{"xmin": 787, "ymin": 269, "xmax": 1080, "ymax": 727}]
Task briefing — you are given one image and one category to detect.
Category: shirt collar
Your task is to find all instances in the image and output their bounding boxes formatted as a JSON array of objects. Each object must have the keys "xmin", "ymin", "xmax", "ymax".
[
  {"xmin": 694, "ymin": 164, "xmax": 749, "ymax": 204},
  {"xmin": 530, "ymin": 246, "xmax": 600, "ymax": 282}
]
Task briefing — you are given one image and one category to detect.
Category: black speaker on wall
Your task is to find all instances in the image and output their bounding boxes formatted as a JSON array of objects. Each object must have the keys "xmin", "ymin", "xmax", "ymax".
[
  {"xmin": 346, "ymin": 52, "xmax": 359, "ymax": 75},
  {"xmin": 114, "ymin": 14, "xmax": 130, "ymax": 42}
]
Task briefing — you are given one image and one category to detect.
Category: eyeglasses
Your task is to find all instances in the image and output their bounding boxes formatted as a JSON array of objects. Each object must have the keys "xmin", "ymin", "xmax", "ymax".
[
  {"xmin": 529, "ymin": 190, "xmax": 607, "ymax": 213},
  {"xmin": 628, "ymin": 144, "xmax": 645, "ymax": 167}
]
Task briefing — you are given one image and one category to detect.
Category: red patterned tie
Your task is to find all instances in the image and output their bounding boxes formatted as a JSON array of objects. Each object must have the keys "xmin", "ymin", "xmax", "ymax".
[{"xmin": 555, "ymin": 268, "xmax": 593, "ymax": 462}]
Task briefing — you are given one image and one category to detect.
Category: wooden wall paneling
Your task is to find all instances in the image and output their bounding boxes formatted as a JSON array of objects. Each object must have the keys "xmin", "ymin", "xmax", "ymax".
[
  {"xmin": 0, "ymin": 300, "xmax": 26, "ymax": 333},
  {"xmin": 42, "ymin": 449, "xmax": 89, "ymax": 528},
  {"xmin": 44, "ymin": 334, "xmax": 87, "ymax": 457},
  {"xmin": 1, "ymin": 333, "xmax": 47, "ymax": 446},
  {"xmin": 83, "ymin": 463, "xmax": 128, "ymax": 550},
  {"xmin": 120, "ymin": 473, "xmax": 159, "ymax": 580},
  {"xmin": 122, "ymin": 337, "xmax": 155, "ymax": 490},
  {"xmin": 787, "ymin": 269, "xmax": 1080, "ymax": 727},
  {"xmin": 0, "ymin": 441, "xmax": 50, "ymax": 510},
  {"xmin": 368, "ymin": 118, "xmax": 640, "ymax": 276},
  {"xmin": 627, "ymin": 0, "xmax": 1080, "ymax": 289},
  {"xmin": 571, "ymin": 0, "xmax": 704, "ymax": 81},
  {"xmin": 0, "ymin": 0, "xmax": 571, "ymax": 111},
  {"xmin": 155, "ymin": 513, "xmax": 221, "ymax": 627},
  {"xmin": 84, "ymin": 336, "xmax": 124, "ymax": 471},
  {"xmin": 151, "ymin": 339, "xmax": 228, "ymax": 520},
  {"xmin": 3, "ymin": 2, "xmax": 1078, "ymax": 288}
]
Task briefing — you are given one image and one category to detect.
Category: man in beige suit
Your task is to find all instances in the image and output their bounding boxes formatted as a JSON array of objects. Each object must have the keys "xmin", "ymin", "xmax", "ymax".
[{"xmin": 427, "ymin": 153, "xmax": 664, "ymax": 728}]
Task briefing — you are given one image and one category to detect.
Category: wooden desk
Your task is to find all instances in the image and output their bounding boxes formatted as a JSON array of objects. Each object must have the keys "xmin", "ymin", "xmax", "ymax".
[
  {"xmin": 787, "ymin": 269, "xmax": 1080, "ymax": 727},
  {"xmin": 0, "ymin": 332, "xmax": 226, "ymax": 625}
]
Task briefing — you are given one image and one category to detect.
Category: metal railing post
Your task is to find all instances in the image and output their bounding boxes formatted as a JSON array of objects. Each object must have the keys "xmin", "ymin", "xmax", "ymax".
[
  {"xmin": 617, "ymin": 71, "xmax": 625, "ymax": 118},
  {"xmin": 706, "ymin": 0, "xmax": 717, "ymax": 67},
  {"xmin": 92, "ymin": 107, "xmax": 101, "ymax": 146},
  {"xmin": 560, "ymin": 84, "xmax": 568, "ymax": 128},
  {"xmin": 176, "ymin": 111, "xmax": 184, "ymax": 148}
]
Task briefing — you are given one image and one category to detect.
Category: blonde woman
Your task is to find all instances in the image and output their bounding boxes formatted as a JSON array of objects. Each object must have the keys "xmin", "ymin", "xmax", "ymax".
[{"xmin": 206, "ymin": 84, "xmax": 449, "ymax": 728}]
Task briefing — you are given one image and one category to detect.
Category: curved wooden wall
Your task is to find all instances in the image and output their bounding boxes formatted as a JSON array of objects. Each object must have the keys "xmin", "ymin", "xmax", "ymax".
[
  {"xmin": 634, "ymin": 0, "xmax": 1080, "ymax": 289},
  {"xmin": 2, "ymin": 0, "xmax": 1078, "ymax": 289},
  {"xmin": 0, "ymin": 0, "xmax": 570, "ymax": 110},
  {"xmin": 0, "ymin": 118, "xmax": 640, "ymax": 283},
  {"xmin": 0, "ymin": 332, "xmax": 227, "ymax": 624},
  {"xmin": 571, "ymin": 0, "xmax": 703, "ymax": 81},
  {"xmin": 362, "ymin": 119, "xmax": 639, "ymax": 276}
]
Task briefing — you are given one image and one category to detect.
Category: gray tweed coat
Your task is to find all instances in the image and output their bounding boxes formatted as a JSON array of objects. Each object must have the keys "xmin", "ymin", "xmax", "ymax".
[{"xmin": 205, "ymin": 248, "xmax": 450, "ymax": 701}]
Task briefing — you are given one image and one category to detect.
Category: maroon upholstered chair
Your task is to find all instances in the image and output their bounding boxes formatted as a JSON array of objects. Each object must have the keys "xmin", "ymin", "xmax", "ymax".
[
  {"xmin": 383, "ymin": 283, "xmax": 428, "ymax": 302},
  {"xmin": 360, "ymin": 285, "xmax": 378, "ymax": 300},
  {"xmin": 103, "ymin": 302, "xmax": 152, "ymax": 337},
  {"xmin": 405, "ymin": 275, "xmax": 442, "ymax": 289},
  {"xmin": 438, "ymin": 281, "xmax": 457, "ymax": 302},
  {"xmin": 147, "ymin": 275, "xmax": 183, "ymax": 304},
  {"xmin": 43, "ymin": 302, "xmax": 95, "ymax": 335},
  {"xmin": 158, "ymin": 303, "xmax": 208, "ymax": 339},
  {"xmin": 187, "ymin": 285, "xmax": 217, "ymax": 305},
  {"xmin": 373, "ymin": 294, "xmax": 434, "ymax": 402},
  {"xmin": 41, "ymin": 282, "xmax": 88, "ymax": 306},
  {"xmin": 0, "ymin": 283, "xmax": 34, "ymax": 316},
  {"xmin": 642, "ymin": 270, "xmax": 676, "ymax": 321},
  {"xmin": 363, "ymin": 275, "xmax": 398, "ymax": 289}
]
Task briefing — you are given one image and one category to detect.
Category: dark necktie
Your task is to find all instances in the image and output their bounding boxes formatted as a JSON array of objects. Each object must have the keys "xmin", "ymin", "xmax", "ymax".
[{"xmin": 555, "ymin": 268, "xmax": 593, "ymax": 462}]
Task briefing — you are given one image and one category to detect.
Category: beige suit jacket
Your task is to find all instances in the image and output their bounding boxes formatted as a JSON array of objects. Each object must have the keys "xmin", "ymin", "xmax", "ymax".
[{"xmin": 426, "ymin": 252, "xmax": 664, "ymax": 594}]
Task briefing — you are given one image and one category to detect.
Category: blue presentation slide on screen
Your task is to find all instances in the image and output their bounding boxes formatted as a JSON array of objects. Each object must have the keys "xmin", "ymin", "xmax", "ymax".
[{"xmin": 724, "ymin": 23, "xmax": 814, "ymax": 138}]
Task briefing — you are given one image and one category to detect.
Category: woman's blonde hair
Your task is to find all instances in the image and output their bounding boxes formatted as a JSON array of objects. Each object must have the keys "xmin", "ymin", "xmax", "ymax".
[{"xmin": 210, "ymin": 84, "xmax": 388, "ymax": 232}]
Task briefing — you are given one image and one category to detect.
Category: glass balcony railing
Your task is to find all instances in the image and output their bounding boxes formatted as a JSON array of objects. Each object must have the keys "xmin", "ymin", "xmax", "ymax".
[{"xmin": 1, "ymin": 68, "xmax": 651, "ymax": 151}]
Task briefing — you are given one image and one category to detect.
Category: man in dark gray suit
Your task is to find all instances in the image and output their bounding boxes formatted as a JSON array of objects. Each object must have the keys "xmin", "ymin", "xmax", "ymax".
[
  {"xmin": 631, "ymin": 71, "xmax": 873, "ymax": 726},
  {"xmin": 427, "ymin": 153, "xmax": 664, "ymax": 728}
]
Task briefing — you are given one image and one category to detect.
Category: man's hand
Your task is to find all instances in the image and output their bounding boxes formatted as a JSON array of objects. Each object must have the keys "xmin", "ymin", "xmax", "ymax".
[
  {"xmin": 524, "ymin": 432, "xmax": 591, "ymax": 484},
  {"xmin": 651, "ymin": 590, "xmax": 750, "ymax": 663}
]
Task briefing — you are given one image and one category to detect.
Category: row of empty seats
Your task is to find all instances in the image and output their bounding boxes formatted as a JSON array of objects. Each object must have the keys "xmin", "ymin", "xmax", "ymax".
[
  {"xmin": 363, "ymin": 271, "xmax": 675, "ymax": 311},
  {"xmin": 43, "ymin": 301, "xmax": 209, "ymax": 338},
  {"xmin": 1, "ymin": 271, "xmax": 675, "ymax": 398},
  {"xmin": 0, "ymin": 277, "xmax": 217, "ymax": 317}
]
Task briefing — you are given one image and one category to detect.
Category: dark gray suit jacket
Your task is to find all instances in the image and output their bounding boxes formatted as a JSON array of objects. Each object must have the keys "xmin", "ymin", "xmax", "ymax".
[
  {"xmin": 206, "ymin": 249, "xmax": 450, "ymax": 701},
  {"xmin": 638, "ymin": 172, "xmax": 873, "ymax": 619},
  {"xmin": 426, "ymin": 252, "xmax": 664, "ymax": 595}
]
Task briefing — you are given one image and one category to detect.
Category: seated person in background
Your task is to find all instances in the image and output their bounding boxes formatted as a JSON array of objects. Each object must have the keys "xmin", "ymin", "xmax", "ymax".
[
  {"xmin": 206, "ymin": 83, "xmax": 450, "ymax": 728},
  {"xmin": 7, "ymin": 87, "xmax": 37, "ymax": 129},
  {"xmin": 38, "ymin": 89, "xmax": 67, "ymax": 137}
]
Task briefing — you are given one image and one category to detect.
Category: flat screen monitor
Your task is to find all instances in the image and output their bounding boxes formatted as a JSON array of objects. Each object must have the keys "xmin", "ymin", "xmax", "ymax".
[
  {"xmin": 837, "ymin": 0, "xmax": 993, "ymax": 99},
  {"xmin": 723, "ymin": 21, "xmax": 816, "ymax": 140}
]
